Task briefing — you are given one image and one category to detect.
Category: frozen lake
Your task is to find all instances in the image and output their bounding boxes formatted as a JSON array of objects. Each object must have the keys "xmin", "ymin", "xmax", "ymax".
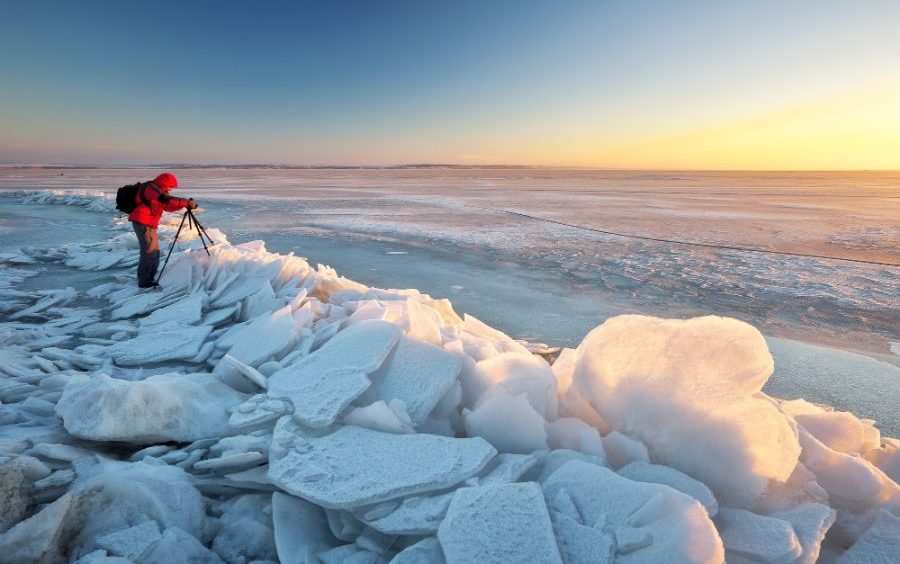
[
  {"xmin": 1, "ymin": 167, "xmax": 898, "ymax": 433},
  {"xmin": 3, "ymin": 167, "xmax": 897, "ymax": 351}
]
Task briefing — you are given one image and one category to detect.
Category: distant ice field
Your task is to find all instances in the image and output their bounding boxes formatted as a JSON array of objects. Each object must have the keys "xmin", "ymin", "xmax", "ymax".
[
  {"xmin": 5, "ymin": 168, "xmax": 895, "ymax": 350},
  {"xmin": 1, "ymin": 167, "xmax": 898, "ymax": 433}
]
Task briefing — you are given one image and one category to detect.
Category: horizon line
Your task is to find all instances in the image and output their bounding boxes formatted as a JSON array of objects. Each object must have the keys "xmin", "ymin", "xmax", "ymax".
[{"xmin": 2, "ymin": 163, "xmax": 900, "ymax": 174}]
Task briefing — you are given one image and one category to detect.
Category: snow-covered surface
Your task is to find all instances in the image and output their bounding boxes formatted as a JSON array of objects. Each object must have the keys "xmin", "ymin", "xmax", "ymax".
[
  {"xmin": 268, "ymin": 418, "xmax": 496, "ymax": 508},
  {"xmin": 56, "ymin": 373, "xmax": 244, "ymax": 443},
  {"xmin": 0, "ymin": 178, "xmax": 898, "ymax": 562},
  {"xmin": 569, "ymin": 315, "xmax": 801, "ymax": 507},
  {"xmin": 438, "ymin": 482, "xmax": 562, "ymax": 564}
]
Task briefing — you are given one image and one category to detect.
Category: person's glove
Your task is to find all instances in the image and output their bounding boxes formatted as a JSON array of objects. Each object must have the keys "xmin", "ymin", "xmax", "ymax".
[{"xmin": 186, "ymin": 198, "xmax": 198, "ymax": 210}]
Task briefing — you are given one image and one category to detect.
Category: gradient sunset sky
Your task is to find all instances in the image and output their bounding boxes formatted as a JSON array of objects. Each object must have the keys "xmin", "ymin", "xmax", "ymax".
[{"xmin": 2, "ymin": 0, "xmax": 900, "ymax": 169}]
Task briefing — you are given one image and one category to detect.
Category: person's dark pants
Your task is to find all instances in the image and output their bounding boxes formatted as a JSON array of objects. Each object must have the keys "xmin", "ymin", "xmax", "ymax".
[{"xmin": 132, "ymin": 221, "xmax": 160, "ymax": 287}]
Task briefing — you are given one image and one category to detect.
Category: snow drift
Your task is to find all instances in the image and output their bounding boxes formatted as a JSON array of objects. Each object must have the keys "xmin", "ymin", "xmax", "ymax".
[{"xmin": 0, "ymin": 190, "xmax": 898, "ymax": 563}]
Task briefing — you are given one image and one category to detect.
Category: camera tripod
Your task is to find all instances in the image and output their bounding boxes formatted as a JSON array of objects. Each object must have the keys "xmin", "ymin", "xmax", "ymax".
[{"xmin": 155, "ymin": 208, "xmax": 215, "ymax": 284}]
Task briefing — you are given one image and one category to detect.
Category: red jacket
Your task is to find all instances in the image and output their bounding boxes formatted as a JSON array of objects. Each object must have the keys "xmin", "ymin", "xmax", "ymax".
[{"xmin": 128, "ymin": 182, "xmax": 190, "ymax": 228}]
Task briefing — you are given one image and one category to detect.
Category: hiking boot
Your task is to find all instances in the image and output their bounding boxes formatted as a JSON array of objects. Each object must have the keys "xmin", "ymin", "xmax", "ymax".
[{"xmin": 139, "ymin": 282, "xmax": 160, "ymax": 289}]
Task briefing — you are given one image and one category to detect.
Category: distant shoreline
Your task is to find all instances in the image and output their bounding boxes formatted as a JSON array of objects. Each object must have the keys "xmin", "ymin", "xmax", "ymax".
[{"xmin": 1, "ymin": 164, "xmax": 899, "ymax": 173}]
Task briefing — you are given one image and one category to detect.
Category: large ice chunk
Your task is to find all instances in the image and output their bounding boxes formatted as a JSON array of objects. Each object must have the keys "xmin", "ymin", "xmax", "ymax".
[
  {"xmin": 56, "ymin": 373, "xmax": 244, "ymax": 443},
  {"xmin": 463, "ymin": 385, "xmax": 549, "ymax": 454},
  {"xmin": 546, "ymin": 417, "xmax": 593, "ymax": 451},
  {"xmin": 0, "ymin": 462, "xmax": 208, "ymax": 562},
  {"xmin": 110, "ymin": 290, "xmax": 187, "ymax": 321},
  {"xmin": 794, "ymin": 410, "xmax": 868, "ymax": 455},
  {"xmin": 210, "ymin": 274, "xmax": 272, "ymax": 308},
  {"xmin": 366, "ymin": 335, "xmax": 462, "ymax": 426},
  {"xmin": 106, "ymin": 325, "xmax": 213, "ymax": 366},
  {"xmin": 715, "ymin": 507, "xmax": 800, "ymax": 563},
  {"xmin": 138, "ymin": 293, "xmax": 205, "ymax": 329},
  {"xmin": 550, "ymin": 510, "xmax": 614, "ymax": 564},
  {"xmin": 797, "ymin": 429, "xmax": 886, "ymax": 508},
  {"xmin": 601, "ymin": 431, "xmax": 648, "ymax": 469},
  {"xmin": 267, "ymin": 320, "xmax": 401, "ymax": 427},
  {"xmin": 9, "ymin": 287, "xmax": 77, "ymax": 320},
  {"xmin": 95, "ymin": 521, "xmax": 162, "ymax": 560},
  {"xmin": 0, "ymin": 492, "xmax": 74, "ymax": 563},
  {"xmin": 268, "ymin": 418, "xmax": 495, "ymax": 509},
  {"xmin": 769, "ymin": 504, "xmax": 835, "ymax": 564},
  {"xmin": 470, "ymin": 352, "xmax": 557, "ymax": 418},
  {"xmin": 541, "ymin": 460, "xmax": 724, "ymax": 563},
  {"xmin": 618, "ymin": 461, "xmax": 718, "ymax": 516},
  {"xmin": 0, "ymin": 457, "xmax": 37, "ymax": 525},
  {"xmin": 272, "ymin": 492, "xmax": 337, "ymax": 564},
  {"xmin": 839, "ymin": 509, "xmax": 900, "ymax": 563},
  {"xmin": 214, "ymin": 306, "xmax": 296, "ymax": 392},
  {"xmin": 437, "ymin": 483, "xmax": 562, "ymax": 564},
  {"xmin": 571, "ymin": 315, "xmax": 801, "ymax": 507},
  {"xmin": 221, "ymin": 354, "xmax": 268, "ymax": 390}
]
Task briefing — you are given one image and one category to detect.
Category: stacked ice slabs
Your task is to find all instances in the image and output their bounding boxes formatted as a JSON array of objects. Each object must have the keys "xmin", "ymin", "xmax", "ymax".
[{"xmin": 0, "ymin": 190, "xmax": 898, "ymax": 563}]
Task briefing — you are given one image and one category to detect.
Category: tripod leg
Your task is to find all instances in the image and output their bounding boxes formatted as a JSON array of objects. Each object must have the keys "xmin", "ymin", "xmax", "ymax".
[
  {"xmin": 190, "ymin": 209, "xmax": 213, "ymax": 244},
  {"xmin": 185, "ymin": 210, "xmax": 208, "ymax": 256},
  {"xmin": 188, "ymin": 210, "xmax": 214, "ymax": 256},
  {"xmin": 155, "ymin": 211, "xmax": 189, "ymax": 284},
  {"xmin": 198, "ymin": 220, "xmax": 215, "ymax": 249},
  {"xmin": 196, "ymin": 220, "xmax": 210, "ymax": 256}
]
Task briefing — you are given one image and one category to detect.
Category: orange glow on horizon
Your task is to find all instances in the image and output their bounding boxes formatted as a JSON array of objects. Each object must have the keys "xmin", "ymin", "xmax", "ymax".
[{"xmin": 494, "ymin": 76, "xmax": 900, "ymax": 171}]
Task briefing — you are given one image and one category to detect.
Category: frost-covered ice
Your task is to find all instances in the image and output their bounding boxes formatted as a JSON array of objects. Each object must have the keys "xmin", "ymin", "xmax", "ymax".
[
  {"xmin": 541, "ymin": 460, "xmax": 725, "ymax": 563},
  {"xmin": 271, "ymin": 492, "xmax": 334, "ymax": 564},
  {"xmin": 0, "ymin": 184, "xmax": 898, "ymax": 562},
  {"xmin": 715, "ymin": 507, "xmax": 801, "ymax": 562},
  {"xmin": 56, "ymin": 373, "xmax": 244, "ymax": 443},
  {"xmin": 438, "ymin": 483, "xmax": 562, "ymax": 564},
  {"xmin": 365, "ymin": 335, "xmax": 462, "ymax": 426},
  {"xmin": 618, "ymin": 461, "xmax": 719, "ymax": 517},
  {"xmin": 838, "ymin": 509, "xmax": 900, "ymax": 563},
  {"xmin": 268, "ymin": 418, "xmax": 496, "ymax": 508},
  {"xmin": 266, "ymin": 319, "xmax": 401, "ymax": 427}
]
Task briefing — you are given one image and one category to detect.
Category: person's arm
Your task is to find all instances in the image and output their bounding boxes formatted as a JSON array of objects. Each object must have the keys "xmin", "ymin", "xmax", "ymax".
[
  {"xmin": 141, "ymin": 183, "xmax": 164, "ymax": 216},
  {"xmin": 160, "ymin": 195, "xmax": 192, "ymax": 212}
]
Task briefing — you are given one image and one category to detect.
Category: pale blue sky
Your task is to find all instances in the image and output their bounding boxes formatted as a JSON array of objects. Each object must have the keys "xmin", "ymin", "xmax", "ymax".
[{"xmin": 2, "ymin": 1, "xmax": 899, "ymax": 167}]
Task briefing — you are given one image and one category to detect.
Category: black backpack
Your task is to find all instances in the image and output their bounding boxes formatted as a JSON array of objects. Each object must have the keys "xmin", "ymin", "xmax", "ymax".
[{"xmin": 115, "ymin": 182, "xmax": 145, "ymax": 213}]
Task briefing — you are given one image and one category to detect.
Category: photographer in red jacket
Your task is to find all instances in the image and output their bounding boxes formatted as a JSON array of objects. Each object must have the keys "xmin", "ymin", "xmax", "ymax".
[{"xmin": 128, "ymin": 172, "xmax": 197, "ymax": 288}]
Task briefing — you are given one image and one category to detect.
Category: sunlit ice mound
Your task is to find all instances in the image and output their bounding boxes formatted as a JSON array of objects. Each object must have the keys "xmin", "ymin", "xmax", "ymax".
[
  {"xmin": 1, "ymin": 189, "xmax": 898, "ymax": 563},
  {"xmin": 568, "ymin": 315, "xmax": 800, "ymax": 508}
]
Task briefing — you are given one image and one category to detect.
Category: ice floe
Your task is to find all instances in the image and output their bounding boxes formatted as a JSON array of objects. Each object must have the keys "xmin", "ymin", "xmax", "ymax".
[
  {"xmin": 56, "ymin": 373, "xmax": 244, "ymax": 443},
  {"xmin": 268, "ymin": 418, "xmax": 496, "ymax": 508}
]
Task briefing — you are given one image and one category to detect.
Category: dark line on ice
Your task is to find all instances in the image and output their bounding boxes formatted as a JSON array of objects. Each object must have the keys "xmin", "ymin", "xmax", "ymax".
[{"xmin": 487, "ymin": 207, "xmax": 900, "ymax": 268}]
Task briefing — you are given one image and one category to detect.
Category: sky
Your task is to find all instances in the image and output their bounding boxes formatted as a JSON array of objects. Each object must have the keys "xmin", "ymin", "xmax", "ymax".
[{"xmin": 2, "ymin": 0, "xmax": 900, "ymax": 169}]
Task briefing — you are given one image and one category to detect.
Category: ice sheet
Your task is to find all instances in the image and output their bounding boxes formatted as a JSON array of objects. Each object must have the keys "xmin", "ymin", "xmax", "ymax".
[{"xmin": 0, "ymin": 174, "xmax": 897, "ymax": 562}]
